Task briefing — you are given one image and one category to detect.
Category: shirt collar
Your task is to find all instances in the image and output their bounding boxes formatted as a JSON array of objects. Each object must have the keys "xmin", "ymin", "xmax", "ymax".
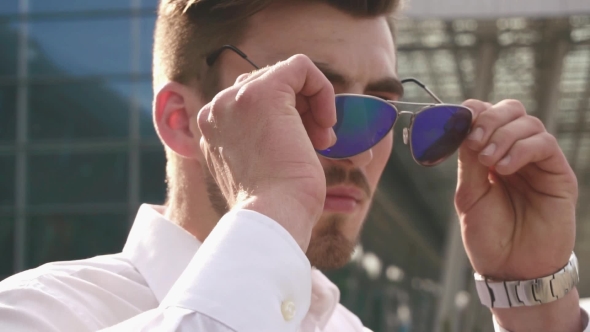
[
  {"xmin": 123, "ymin": 204, "xmax": 201, "ymax": 303},
  {"xmin": 122, "ymin": 204, "xmax": 341, "ymax": 325}
]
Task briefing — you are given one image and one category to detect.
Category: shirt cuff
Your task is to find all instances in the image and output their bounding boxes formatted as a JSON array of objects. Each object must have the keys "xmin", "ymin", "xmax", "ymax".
[
  {"xmin": 493, "ymin": 308, "xmax": 590, "ymax": 332},
  {"xmin": 161, "ymin": 209, "xmax": 312, "ymax": 332}
]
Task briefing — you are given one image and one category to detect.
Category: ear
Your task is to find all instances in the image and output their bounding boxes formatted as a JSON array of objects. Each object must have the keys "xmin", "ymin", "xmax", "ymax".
[{"xmin": 154, "ymin": 82, "xmax": 204, "ymax": 160}]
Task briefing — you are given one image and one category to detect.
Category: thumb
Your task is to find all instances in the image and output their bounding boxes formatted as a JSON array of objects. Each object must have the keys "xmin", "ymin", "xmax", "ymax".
[{"xmin": 455, "ymin": 100, "xmax": 493, "ymax": 213}]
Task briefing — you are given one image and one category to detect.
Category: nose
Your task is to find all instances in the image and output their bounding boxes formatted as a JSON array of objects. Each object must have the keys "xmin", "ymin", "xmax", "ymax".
[{"xmin": 344, "ymin": 148, "xmax": 373, "ymax": 168}]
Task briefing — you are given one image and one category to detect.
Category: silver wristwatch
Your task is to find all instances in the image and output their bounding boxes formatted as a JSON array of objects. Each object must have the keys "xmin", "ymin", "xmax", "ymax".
[{"xmin": 474, "ymin": 252, "xmax": 579, "ymax": 308}]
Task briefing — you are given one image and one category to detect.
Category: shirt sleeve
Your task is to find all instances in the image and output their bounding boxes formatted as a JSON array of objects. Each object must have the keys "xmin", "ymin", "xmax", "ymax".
[
  {"xmin": 105, "ymin": 208, "xmax": 312, "ymax": 332},
  {"xmin": 1, "ymin": 209, "xmax": 313, "ymax": 332}
]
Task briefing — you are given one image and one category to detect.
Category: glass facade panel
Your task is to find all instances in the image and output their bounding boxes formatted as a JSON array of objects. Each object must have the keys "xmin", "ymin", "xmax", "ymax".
[
  {"xmin": 0, "ymin": 22, "xmax": 18, "ymax": 78},
  {"xmin": 0, "ymin": 1, "xmax": 18, "ymax": 15},
  {"xmin": 28, "ymin": 152, "xmax": 128, "ymax": 205},
  {"xmin": 29, "ymin": 18, "xmax": 131, "ymax": 77},
  {"xmin": 140, "ymin": 150, "xmax": 166, "ymax": 204},
  {"xmin": 138, "ymin": 80, "xmax": 156, "ymax": 138},
  {"xmin": 29, "ymin": 80, "xmax": 130, "ymax": 141},
  {"xmin": 30, "ymin": 0, "xmax": 129, "ymax": 14},
  {"xmin": 27, "ymin": 213, "xmax": 127, "ymax": 269},
  {"xmin": 0, "ymin": 156, "xmax": 15, "ymax": 206},
  {"xmin": 0, "ymin": 215, "xmax": 14, "ymax": 279},
  {"xmin": 140, "ymin": 16, "xmax": 155, "ymax": 75},
  {"xmin": 141, "ymin": 0, "xmax": 159, "ymax": 9},
  {"xmin": 0, "ymin": 85, "xmax": 17, "ymax": 141}
]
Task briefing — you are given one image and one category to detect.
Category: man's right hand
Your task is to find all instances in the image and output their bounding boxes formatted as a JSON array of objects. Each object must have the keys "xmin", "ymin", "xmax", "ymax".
[{"xmin": 193, "ymin": 54, "xmax": 337, "ymax": 251}]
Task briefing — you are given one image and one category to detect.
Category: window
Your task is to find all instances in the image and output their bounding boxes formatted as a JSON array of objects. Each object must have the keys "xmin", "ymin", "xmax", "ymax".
[
  {"xmin": 0, "ymin": 156, "xmax": 15, "ymax": 206},
  {"xmin": 140, "ymin": 16, "xmax": 156, "ymax": 75},
  {"xmin": 140, "ymin": 150, "xmax": 166, "ymax": 204},
  {"xmin": 27, "ymin": 213, "xmax": 128, "ymax": 269},
  {"xmin": 0, "ymin": 1, "xmax": 18, "ymax": 15},
  {"xmin": 138, "ymin": 81, "xmax": 156, "ymax": 138},
  {"xmin": 29, "ymin": 80, "xmax": 131, "ymax": 141},
  {"xmin": 0, "ymin": 23, "xmax": 18, "ymax": 78},
  {"xmin": 30, "ymin": 0, "xmax": 130, "ymax": 14},
  {"xmin": 0, "ymin": 85, "xmax": 16, "ymax": 141},
  {"xmin": 29, "ymin": 18, "xmax": 131, "ymax": 77},
  {"xmin": 28, "ymin": 152, "xmax": 128, "ymax": 205},
  {"xmin": 0, "ymin": 215, "xmax": 13, "ymax": 279}
]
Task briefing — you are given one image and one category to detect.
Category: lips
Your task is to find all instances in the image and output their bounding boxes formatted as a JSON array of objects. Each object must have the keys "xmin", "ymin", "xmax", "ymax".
[
  {"xmin": 324, "ymin": 186, "xmax": 366, "ymax": 213},
  {"xmin": 326, "ymin": 186, "xmax": 365, "ymax": 201}
]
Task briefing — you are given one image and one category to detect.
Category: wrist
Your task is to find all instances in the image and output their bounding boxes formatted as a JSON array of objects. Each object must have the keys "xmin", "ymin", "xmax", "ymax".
[
  {"xmin": 492, "ymin": 287, "xmax": 583, "ymax": 332},
  {"xmin": 233, "ymin": 193, "xmax": 319, "ymax": 251}
]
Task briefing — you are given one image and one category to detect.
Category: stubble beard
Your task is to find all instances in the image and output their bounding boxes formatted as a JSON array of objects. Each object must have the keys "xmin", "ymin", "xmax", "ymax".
[
  {"xmin": 305, "ymin": 213, "xmax": 357, "ymax": 270},
  {"xmin": 204, "ymin": 165, "xmax": 369, "ymax": 271}
]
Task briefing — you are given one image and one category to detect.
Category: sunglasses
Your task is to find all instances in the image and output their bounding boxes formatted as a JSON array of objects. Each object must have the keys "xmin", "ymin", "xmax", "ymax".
[{"xmin": 207, "ymin": 45, "xmax": 473, "ymax": 167}]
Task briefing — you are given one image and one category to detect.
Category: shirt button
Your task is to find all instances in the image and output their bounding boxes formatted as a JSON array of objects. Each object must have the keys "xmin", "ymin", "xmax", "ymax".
[{"xmin": 281, "ymin": 300, "xmax": 296, "ymax": 321}]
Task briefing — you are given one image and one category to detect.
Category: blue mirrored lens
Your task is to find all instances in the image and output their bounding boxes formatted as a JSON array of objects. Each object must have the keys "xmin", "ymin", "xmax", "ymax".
[
  {"xmin": 410, "ymin": 105, "xmax": 472, "ymax": 166},
  {"xmin": 318, "ymin": 95, "xmax": 397, "ymax": 159}
]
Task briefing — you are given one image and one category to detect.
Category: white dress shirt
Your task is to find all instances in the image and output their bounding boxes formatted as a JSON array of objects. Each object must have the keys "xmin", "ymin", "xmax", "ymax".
[{"xmin": 0, "ymin": 204, "xmax": 587, "ymax": 332}]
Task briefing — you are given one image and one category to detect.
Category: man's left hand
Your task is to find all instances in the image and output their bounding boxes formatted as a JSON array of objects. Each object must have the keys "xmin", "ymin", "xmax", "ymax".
[
  {"xmin": 455, "ymin": 99, "xmax": 583, "ymax": 331},
  {"xmin": 455, "ymin": 99, "xmax": 578, "ymax": 282}
]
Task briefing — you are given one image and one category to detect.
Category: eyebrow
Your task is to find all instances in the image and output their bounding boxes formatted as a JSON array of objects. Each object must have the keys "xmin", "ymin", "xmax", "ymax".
[{"xmin": 313, "ymin": 61, "xmax": 404, "ymax": 99}]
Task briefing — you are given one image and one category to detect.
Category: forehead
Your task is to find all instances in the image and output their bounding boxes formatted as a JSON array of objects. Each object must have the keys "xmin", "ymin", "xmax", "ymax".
[{"xmin": 240, "ymin": 2, "xmax": 398, "ymax": 88}]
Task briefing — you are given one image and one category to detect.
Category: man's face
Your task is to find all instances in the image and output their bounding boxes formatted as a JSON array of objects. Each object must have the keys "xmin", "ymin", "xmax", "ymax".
[{"xmin": 209, "ymin": 2, "xmax": 398, "ymax": 270}]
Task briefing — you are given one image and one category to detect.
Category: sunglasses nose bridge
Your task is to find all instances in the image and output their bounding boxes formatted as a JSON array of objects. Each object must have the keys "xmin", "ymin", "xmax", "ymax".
[
  {"xmin": 398, "ymin": 111, "xmax": 414, "ymax": 146},
  {"xmin": 403, "ymin": 127, "xmax": 409, "ymax": 145}
]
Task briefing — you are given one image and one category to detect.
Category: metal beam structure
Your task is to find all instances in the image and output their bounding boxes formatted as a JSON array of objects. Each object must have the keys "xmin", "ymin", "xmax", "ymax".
[
  {"xmin": 571, "ymin": 64, "xmax": 590, "ymax": 173},
  {"xmin": 14, "ymin": 0, "xmax": 29, "ymax": 273},
  {"xmin": 128, "ymin": 0, "xmax": 142, "ymax": 227},
  {"xmin": 434, "ymin": 21, "xmax": 499, "ymax": 332},
  {"xmin": 402, "ymin": 0, "xmax": 590, "ymax": 20},
  {"xmin": 373, "ymin": 190, "xmax": 443, "ymax": 268},
  {"xmin": 535, "ymin": 19, "xmax": 571, "ymax": 134}
]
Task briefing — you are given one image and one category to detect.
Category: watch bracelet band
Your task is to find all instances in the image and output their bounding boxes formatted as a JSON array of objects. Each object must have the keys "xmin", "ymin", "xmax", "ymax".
[{"xmin": 474, "ymin": 252, "xmax": 579, "ymax": 308}]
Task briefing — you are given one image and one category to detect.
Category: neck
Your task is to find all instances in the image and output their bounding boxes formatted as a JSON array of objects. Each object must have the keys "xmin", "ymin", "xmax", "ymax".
[{"xmin": 165, "ymin": 157, "xmax": 220, "ymax": 243}]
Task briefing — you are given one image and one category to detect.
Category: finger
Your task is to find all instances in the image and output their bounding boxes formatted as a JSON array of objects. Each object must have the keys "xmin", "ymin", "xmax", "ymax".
[
  {"xmin": 465, "ymin": 99, "xmax": 527, "ymax": 151},
  {"xmin": 301, "ymin": 111, "xmax": 335, "ymax": 150},
  {"xmin": 235, "ymin": 73, "xmax": 251, "ymax": 84},
  {"xmin": 456, "ymin": 100, "xmax": 494, "ymax": 211},
  {"xmin": 478, "ymin": 115, "xmax": 545, "ymax": 167},
  {"xmin": 296, "ymin": 94, "xmax": 337, "ymax": 149},
  {"xmin": 261, "ymin": 54, "xmax": 336, "ymax": 129},
  {"xmin": 462, "ymin": 99, "xmax": 493, "ymax": 121},
  {"xmin": 234, "ymin": 66, "xmax": 270, "ymax": 85},
  {"xmin": 494, "ymin": 132, "xmax": 570, "ymax": 176},
  {"xmin": 233, "ymin": 54, "xmax": 336, "ymax": 149}
]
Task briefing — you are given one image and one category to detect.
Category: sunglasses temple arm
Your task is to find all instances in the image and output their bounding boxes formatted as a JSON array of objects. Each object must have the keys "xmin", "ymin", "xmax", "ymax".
[
  {"xmin": 206, "ymin": 45, "xmax": 261, "ymax": 70},
  {"xmin": 244, "ymin": 58, "xmax": 260, "ymax": 70},
  {"xmin": 401, "ymin": 78, "xmax": 444, "ymax": 104}
]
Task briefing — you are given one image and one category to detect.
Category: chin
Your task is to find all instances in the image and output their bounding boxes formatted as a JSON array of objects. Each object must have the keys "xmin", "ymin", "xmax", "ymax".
[{"xmin": 306, "ymin": 214, "xmax": 357, "ymax": 271}]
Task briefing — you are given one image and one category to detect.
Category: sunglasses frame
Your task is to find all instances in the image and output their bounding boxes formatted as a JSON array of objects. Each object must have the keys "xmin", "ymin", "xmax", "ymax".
[
  {"xmin": 398, "ymin": 100, "xmax": 473, "ymax": 167},
  {"xmin": 206, "ymin": 45, "xmax": 473, "ymax": 166},
  {"xmin": 325, "ymin": 94, "xmax": 472, "ymax": 166}
]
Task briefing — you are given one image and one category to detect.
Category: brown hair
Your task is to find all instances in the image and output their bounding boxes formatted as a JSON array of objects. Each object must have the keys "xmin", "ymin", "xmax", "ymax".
[{"xmin": 153, "ymin": 0, "xmax": 402, "ymax": 97}]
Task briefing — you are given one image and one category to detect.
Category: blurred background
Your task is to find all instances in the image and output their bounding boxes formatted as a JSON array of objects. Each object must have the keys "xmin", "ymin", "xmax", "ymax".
[{"xmin": 0, "ymin": 0, "xmax": 589, "ymax": 331}]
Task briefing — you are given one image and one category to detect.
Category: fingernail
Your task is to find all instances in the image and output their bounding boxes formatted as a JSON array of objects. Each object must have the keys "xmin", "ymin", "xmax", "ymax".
[
  {"xmin": 468, "ymin": 127, "xmax": 484, "ymax": 142},
  {"xmin": 481, "ymin": 143, "xmax": 496, "ymax": 156},
  {"xmin": 498, "ymin": 155, "xmax": 511, "ymax": 166},
  {"xmin": 331, "ymin": 130, "xmax": 337, "ymax": 144}
]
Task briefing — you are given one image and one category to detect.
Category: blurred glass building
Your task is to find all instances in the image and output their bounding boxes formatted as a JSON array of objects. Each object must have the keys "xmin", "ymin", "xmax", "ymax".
[{"xmin": 0, "ymin": 1, "xmax": 589, "ymax": 332}]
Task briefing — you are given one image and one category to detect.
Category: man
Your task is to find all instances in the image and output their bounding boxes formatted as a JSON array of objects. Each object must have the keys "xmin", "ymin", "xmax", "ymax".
[{"xmin": 0, "ymin": 0, "xmax": 586, "ymax": 331}]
